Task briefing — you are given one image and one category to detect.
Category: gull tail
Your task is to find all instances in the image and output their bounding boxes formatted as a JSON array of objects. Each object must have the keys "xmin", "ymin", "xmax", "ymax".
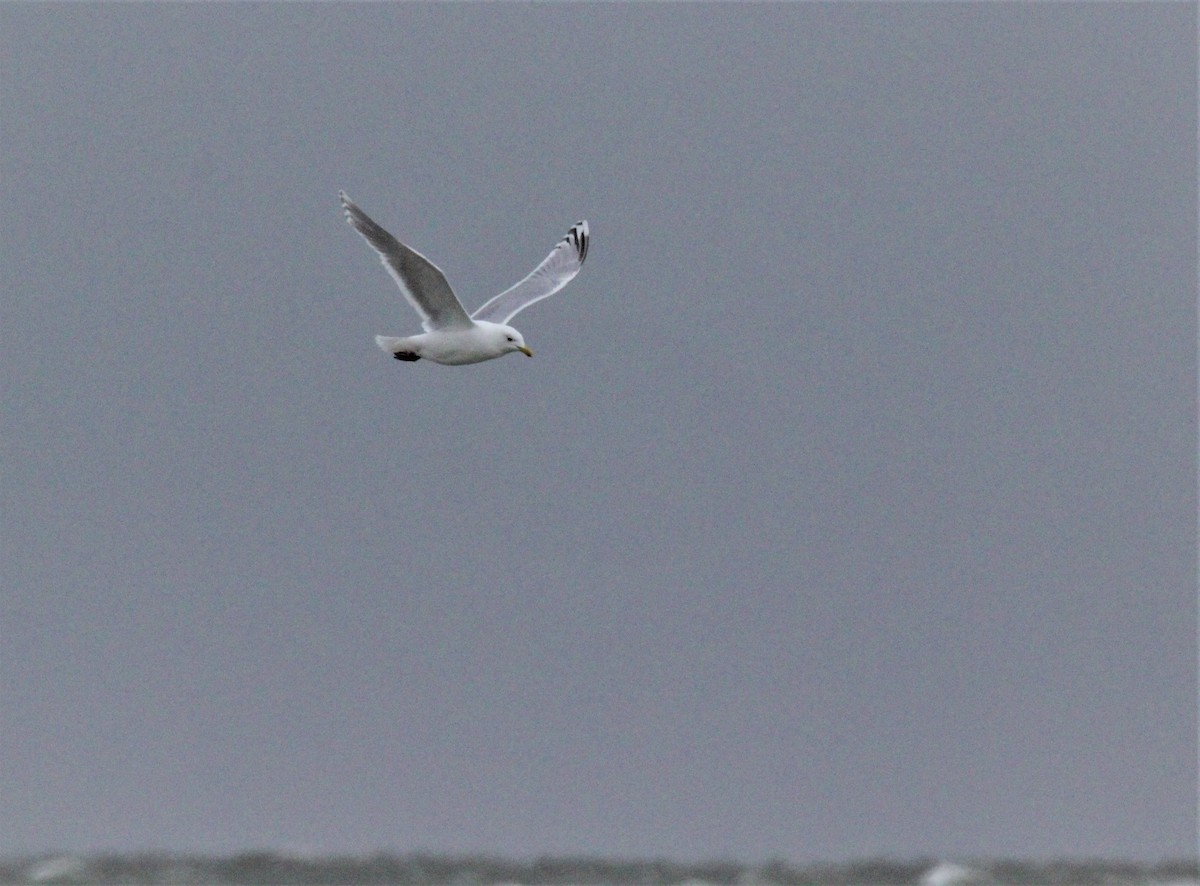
[{"xmin": 375, "ymin": 335, "xmax": 421, "ymax": 362}]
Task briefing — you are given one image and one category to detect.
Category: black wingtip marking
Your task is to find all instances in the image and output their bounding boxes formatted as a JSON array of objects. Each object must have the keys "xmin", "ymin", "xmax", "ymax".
[
  {"xmin": 392, "ymin": 351, "xmax": 421, "ymax": 362},
  {"xmin": 561, "ymin": 221, "xmax": 588, "ymax": 265}
]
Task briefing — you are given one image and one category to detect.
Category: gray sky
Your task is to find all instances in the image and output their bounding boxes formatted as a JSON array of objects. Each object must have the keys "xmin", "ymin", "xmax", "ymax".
[{"xmin": 1, "ymin": 2, "xmax": 1195, "ymax": 863}]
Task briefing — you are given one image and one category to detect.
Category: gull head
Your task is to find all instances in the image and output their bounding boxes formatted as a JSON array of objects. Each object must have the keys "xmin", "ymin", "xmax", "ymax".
[{"xmin": 495, "ymin": 323, "xmax": 533, "ymax": 358}]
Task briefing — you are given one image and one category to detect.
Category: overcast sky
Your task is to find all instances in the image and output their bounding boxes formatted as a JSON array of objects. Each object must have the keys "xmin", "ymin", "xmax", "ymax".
[{"xmin": 1, "ymin": 2, "xmax": 1195, "ymax": 864}]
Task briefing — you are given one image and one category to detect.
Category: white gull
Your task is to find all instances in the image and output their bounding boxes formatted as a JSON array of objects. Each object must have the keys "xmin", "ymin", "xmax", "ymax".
[{"xmin": 340, "ymin": 191, "xmax": 589, "ymax": 365}]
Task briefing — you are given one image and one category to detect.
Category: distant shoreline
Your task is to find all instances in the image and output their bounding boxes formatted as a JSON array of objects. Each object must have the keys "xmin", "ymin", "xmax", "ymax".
[{"xmin": 1, "ymin": 852, "xmax": 1196, "ymax": 886}]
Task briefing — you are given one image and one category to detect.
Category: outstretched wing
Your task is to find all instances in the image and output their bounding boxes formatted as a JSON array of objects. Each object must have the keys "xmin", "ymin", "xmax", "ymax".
[
  {"xmin": 471, "ymin": 220, "xmax": 589, "ymax": 325},
  {"xmin": 340, "ymin": 192, "xmax": 474, "ymax": 332}
]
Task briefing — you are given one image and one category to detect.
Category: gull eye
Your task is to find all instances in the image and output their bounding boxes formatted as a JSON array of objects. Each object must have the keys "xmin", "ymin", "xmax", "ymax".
[{"xmin": 506, "ymin": 336, "xmax": 514, "ymax": 342}]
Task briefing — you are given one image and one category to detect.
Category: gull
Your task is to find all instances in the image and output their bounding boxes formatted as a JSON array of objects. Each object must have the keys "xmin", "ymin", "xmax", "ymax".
[{"xmin": 340, "ymin": 191, "xmax": 589, "ymax": 365}]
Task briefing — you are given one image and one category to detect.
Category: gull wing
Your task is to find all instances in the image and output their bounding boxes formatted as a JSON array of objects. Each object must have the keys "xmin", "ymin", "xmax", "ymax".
[
  {"xmin": 340, "ymin": 192, "xmax": 474, "ymax": 332},
  {"xmin": 471, "ymin": 220, "xmax": 589, "ymax": 325}
]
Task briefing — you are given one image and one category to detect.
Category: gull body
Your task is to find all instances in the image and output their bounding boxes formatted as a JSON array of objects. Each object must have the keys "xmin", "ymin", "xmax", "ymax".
[
  {"xmin": 374, "ymin": 321, "xmax": 530, "ymax": 366},
  {"xmin": 339, "ymin": 191, "xmax": 589, "ymax": 366}
]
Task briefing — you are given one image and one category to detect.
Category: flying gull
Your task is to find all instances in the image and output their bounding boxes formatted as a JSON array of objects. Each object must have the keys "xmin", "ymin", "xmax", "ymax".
[{"xmin": 340, "ymin": 191, "xmax": 589, "ymax": 365}]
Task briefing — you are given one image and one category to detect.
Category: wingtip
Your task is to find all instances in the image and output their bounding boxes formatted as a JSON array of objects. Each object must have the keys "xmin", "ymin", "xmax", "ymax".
[
  {"xmin": 571, "ymin": 219, "xmax": 589, "ymax": 264},
  {"xmin": 339, "ymin": 191, "xmax": 357, "ymax": 224}
]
